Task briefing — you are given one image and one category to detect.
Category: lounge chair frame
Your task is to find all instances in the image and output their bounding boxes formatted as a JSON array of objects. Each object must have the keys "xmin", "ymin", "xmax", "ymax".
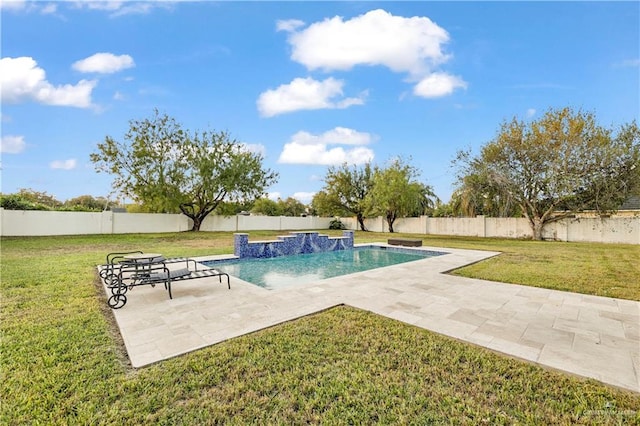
[
  {"xmin": 100, "ymin": 253, "xmax": 230, "ymax": 309},
  {"xmin": 100, "ymin": 251, "xmax": 200, "ymax": 285}
]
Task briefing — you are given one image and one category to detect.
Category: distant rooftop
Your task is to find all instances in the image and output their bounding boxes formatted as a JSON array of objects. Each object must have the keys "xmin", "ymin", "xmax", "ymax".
[{"xmin": 620, "ymin": 195, "xmax": 640, "ymax": 211}]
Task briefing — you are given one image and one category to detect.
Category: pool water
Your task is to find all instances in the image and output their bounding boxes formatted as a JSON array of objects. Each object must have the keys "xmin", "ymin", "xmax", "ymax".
[{"xmin": 202, "ymin": 246, "xmax": 446, "ymax": 290}]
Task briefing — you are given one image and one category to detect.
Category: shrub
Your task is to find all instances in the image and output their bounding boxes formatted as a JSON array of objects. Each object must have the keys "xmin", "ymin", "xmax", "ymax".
[
  {"xmin": 0, "ymin": 194, "xmax": 50, "ymax": 210},
  {"xmin": 329, "ymin": 218, "xmax": 346, "ymax": 230}
]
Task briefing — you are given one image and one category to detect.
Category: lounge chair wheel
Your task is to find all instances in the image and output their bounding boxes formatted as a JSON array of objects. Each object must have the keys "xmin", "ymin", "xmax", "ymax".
[
  {"xmin": 110, "ymin": 281, "xmax": 128, "ymax": 296},
  {"xmin": 107, "ymin": 294, "xmax": 127, "ymax": 309},
  {"xmin": 104, "ymin": 273, "xmax": 118, "ymax": 286}
]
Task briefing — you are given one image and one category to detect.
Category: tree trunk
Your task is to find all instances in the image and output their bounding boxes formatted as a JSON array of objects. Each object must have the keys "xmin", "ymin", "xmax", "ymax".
[
  {"xmin": 191, "ymin": 215, "xmax": 203, "ymax": 231},
  {"xmin": 386, "ymin": 214, "xmax": 395, "ymax": 233},
  {"xmin": 531, "ymin": 217, "xmax": 544, "ymax": 241},
  {"xmin": 181, "ymin": 203, "xmax": 218, "ymax": 232},
  {"xmin": 356, "ymin": 213, "xmax": 367, "ymax": 231}
]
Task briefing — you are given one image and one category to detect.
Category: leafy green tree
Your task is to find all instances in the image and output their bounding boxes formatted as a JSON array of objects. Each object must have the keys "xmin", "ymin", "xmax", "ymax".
[
  {"xmin": 0, "ymin": 189, "xmax": 63, "ymax": 210},
  {"xmin": 20, "ymin": 189, "xmax": 62, "ymax": 208},
  {"xmin": 409, "ymin": 182, "xmax": 439, "ymax": 217},
  {"xmin": 312, "ymin": 163, "xmax": 373, "ymax": 231},
  {"xmin": 91, "ymin": 110, "xmax": 278, "ymax": 231},
  {"xmin": 215, "ymin": 200, "xmax": 253, "ymax": 216},
  {"xmin": 0, "ymin": 194, "xmax": 46, "ymax": 210},
  {"xmin": 450, "ymin": 168, "xmax": 520, "ymax": 217},
  {"xmin": 455, "ymin": 107, "xmax": 640, "ymax": 240},
  {"xmin": 310, "ymin": 190, "xmax": 332, "ymax": 215},
  {"xmin": 251, "ymin": 197, "xmax": 283, "ymax": 216},
  {"xmin": 430, "ymin": 200, "xmax": 455, "ymax": 218},
  {"xmin": 125, "ymin": 203, "xmax": 153, "ymax": 213},
  {"xmin": 18, "ymin": 188, "xmax": 62, "ymax": 209},
  {"xmin": 0, "ymin": 190, "xmax": 115, "ymax": 212},
  {"xmin": 279, "ymin": 197, "xmax": 307, "ymax": 217},
  {"xmin": 365, "ymin": 158, "xmax": 438, "ymax": 233},
  {"xmin": 62, "ymin": 195, "xmax": 110, "ymax": 212}
]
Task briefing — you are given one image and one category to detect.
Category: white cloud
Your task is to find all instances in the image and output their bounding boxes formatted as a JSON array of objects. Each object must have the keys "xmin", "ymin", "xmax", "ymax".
[
  {"xmin": 72, "ymin": 53, "xmax": 135, "ymax": 74},
  {"xmin": 240, "ymin": 143, "xmax": 266, "ymax": 157},
  {"xmin": 413, "ymin": 72, "xmax": 467, "ymax": 98},
  {"xmin": 278, "ymin": 127, "xmax": 375, "ymax": 165},
  {"xmin": 1, "ymin": 0, "xmax": 167, "ymax": 16},
  {"xmin": 0, "ymin": 135, "xmax": 26, "ymax": 154},
  {"xmin": 113, "ymin": 91, "xmax": 125, "ymax": 101},
  {"xmin": 283, "ymin": 9, "xmax": 450, "ymax": 76},
  {"xmin": 257, "ymin": 77, "xmax": 366, "ymax": 117},
  {"xmin": 0, "ymin": 57, "xmax": 96, "ymax": 108},
  {"xmin": 526, "ymin": 108, "xmax": 536, "ymax": 118},
  {"xmin": 290, "ymin": 127, "xmax": 375, "ymax": 146},
  {"xmin": 292, "ymin": 192, "xmax": 315, "ymax": 204},
  {"xmin": 71, "ymin": 1, "xmax": 166, "ymax": 16},
  {"xmin": 74, "ymin": 1, "xmax": 126, "ymax": 12},
  {"xmin": 267, "ymin": 192, "xmax": 281, "ymax": 201},
  {"xmin": 2, "ymin": 0, "xmax": 57, "ymax": 15},
  {"xmin": 41, "ymin": 3, "xmax": 58, "ymax": 14},
  {"xmin": 279, "ymin": 9, "xmax": 466, "ymax": 99},
  {"xmin": 276, "ymin": 19, "xmax": 305, "ymax": 32},
  {"xmin": 279, "ymin": 143, "xmax": 374, "ymax": 165},
  {"xmin": 50, "ymin": 159, "xmax": 77, "ymax": 170},
  {"xmin": 0, "ymin": 0, "xmax": 28, "ymax": 11}
]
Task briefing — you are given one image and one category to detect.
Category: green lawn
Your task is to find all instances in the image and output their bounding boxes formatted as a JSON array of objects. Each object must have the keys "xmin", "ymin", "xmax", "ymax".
[
  {"xmin": 356, "ymin": 232, "xmax": 640, "ymax": 301},
  {"xmin": 2, "ymin": 232, "xmax": 639, "ymax": 424}
]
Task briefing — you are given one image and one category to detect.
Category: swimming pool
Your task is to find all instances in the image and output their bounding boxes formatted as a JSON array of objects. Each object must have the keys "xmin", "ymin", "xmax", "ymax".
[{"xmin": 202, "ymin": 245, "xmax": 446, "ymax": 290}]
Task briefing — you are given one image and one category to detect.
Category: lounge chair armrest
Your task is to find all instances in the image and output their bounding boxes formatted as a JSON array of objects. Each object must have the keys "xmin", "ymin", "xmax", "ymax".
[{"xmin": 106, "ymin": 250, "xmax": 143, "ymax": 265}]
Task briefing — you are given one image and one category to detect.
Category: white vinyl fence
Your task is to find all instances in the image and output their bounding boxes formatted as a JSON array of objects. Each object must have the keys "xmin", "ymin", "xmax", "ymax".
[
  {"xmin": 340, "ymin": 215, "xmax": 640, "ymax": 245},
  {"xmin": 1, "ymin": 209, "xmax": 638, "ymax": 244},
  {"xmin": 0, "ymin": 209, "xmax": 332, "ymax": 237}
]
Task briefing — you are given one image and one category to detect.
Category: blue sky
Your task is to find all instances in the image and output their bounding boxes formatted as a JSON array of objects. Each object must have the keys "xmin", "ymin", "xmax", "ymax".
[{"xmin": 1, "ymin": 1, "xmax": 639, "ymax": 205}]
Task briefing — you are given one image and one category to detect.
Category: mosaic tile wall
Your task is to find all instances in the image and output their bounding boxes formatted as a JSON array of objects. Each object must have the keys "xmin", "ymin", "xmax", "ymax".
[{"xmin": 234, "ymin": 230, "xmax": 354, "ymax": 259}]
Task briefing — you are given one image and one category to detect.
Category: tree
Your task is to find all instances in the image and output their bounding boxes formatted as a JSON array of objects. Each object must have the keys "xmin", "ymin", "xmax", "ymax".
[
  {"xmin": 409, "ymin": 182, "xmax": 439, "ymax": 217},
  {"xmin": 450, "ymin": 167, "xmax": 520, "ymax": 217},
  {"xmin": 312, "ymin": 163, "xmax": 373, "ymax": 231},
  {"xmin": 250, "ymin": 197, "xmax": 307, "ymax": 216},
  {"xmin": 214, "ymin": 200, "xmax": 253, "ymax": 216},
  {"xmin": 20, "ymin": 188, "xmax": 62, "ymax": 209},
  {"xmin": 279, "ymin": 197, "xmax": 307, "ymax": 217},
  {"xmin": 251, "ymin": 197, "xmax": 283, "ymax": 216},
  {"xmin": 310, "ymin": 190, "xmax": 333, "ymax": 217},
  {"xmin": 431, "ymin": 200, "xmax": 455, "ymax": 218},
  {"xmin": 0, "ymin": 188, "xmax": 62, "ymax": 210},
  {"xmin": 0, "ymin": 190, "xmax": 114, "ymax": 211},
  {"xmin": 455, "ymin": 107, "xmax": 640, "ymax": 240},
  {"xmin": 365, "ymin": 158, "xmax": 438, "ymax": 233},
  {"xmin": 91, "ymin": 110, "xmax": 278, "ymax": 231},
  {"xmin": 0, "ymin": 194, "xmax": 47, "ymax": 210},
  {"xmin": 63, "ymin": 195, "xmax": 110, "ymax": 211}
]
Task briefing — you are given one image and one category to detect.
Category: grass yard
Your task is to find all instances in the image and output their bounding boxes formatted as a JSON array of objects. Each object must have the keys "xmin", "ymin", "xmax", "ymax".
[
  {"xmin": 2, "ymin": 232, "xmax": 639, "ymax": 424},
  {"xmin": 356, "ymin": 232, "xmax": 640, "ymax": 301}
]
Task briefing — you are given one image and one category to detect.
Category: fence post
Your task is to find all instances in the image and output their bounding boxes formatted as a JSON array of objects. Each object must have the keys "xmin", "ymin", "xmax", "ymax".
[
  {"xmin": 475, "ymin": 215, "xmax": 486, "ymax": 237},
  {"xmin": 100, "ymin": 211, "xmax": 113, "ymax": 234}
]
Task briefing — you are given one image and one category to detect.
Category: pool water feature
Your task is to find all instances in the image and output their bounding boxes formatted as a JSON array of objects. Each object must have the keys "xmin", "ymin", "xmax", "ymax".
[{"xmin": 202, "ymin": 245, "xmax": 446, "ymax": 290}]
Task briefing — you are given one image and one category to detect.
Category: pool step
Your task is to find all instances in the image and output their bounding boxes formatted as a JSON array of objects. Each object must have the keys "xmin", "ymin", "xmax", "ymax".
[{"xmin": 388, "ymin": 238, "xmax": 423, "ymax": 247}]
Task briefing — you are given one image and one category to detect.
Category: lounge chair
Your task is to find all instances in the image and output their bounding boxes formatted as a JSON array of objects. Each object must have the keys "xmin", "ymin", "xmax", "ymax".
[
  {"xmin": 101, "ymin": 254, "xmax": 230, "ymax": 309},
  {"xmin": 100, "ymin": 251, "xmax": 200, "ymax": 285},
  {"xmin": 99, "ymin": 251, "xmax": 143, "ymax": 281}
]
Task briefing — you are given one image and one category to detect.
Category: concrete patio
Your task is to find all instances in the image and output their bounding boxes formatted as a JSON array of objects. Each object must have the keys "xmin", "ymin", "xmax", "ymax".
[{"xmin": 102, "ymin": 245, "xmax": 640, "ymax": 393}]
